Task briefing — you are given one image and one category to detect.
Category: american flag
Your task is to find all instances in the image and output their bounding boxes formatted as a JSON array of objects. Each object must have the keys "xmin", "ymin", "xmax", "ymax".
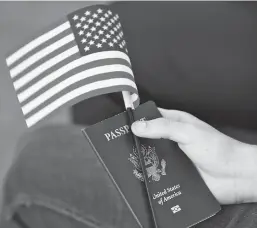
[{"xmin": 6, "ymin": 5, "xmax": 139, "ymax": 128}]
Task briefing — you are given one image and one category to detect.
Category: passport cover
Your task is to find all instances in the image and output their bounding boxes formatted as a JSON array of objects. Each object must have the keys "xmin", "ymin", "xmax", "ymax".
[{"xmin": 82, "ymin": 101, "xmax": 221, "ymax": 228}]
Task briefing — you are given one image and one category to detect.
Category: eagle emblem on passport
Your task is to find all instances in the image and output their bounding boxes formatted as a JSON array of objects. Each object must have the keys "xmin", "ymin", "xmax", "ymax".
[{"xmin": 128, "ymin": 144, "xmax": 166, "ymax": 182}]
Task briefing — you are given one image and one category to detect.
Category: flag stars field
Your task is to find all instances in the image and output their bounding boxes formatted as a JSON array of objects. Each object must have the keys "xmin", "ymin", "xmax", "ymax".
[
  {"xmin": 89, "ymin": 40, "xmax": 95, "ymax": 45},
  {"xmin": 73, "ymin": 15, "xmax": 79, "ymax": 20},
  {"xmin": 94, "ymin": 35, "xmax": 99, "ymax": 40},
  {"xmin": 100, "ymin": 17, "xmax": 106, "ymax": 22},
  {"xmin": 85, "ymin": 11, "xmax": 91, "ymax": 16},
  {"xmin": 88, "ymin": 18, "xmax": 94, "ymax": 24},
  {"xmin": 83, "ymin": 24, "xmax": 89, "ymax": 29},
  {"xmin": 84, "ymin": 46, "xmax": 90, "ymax": 51},
  {"xmin": 86, "ymin": 32, "xmax": 92, "ymax": 37},
  {"xmin": 80, "ymin": 17, "xmax": 86, "ymax": 22}
]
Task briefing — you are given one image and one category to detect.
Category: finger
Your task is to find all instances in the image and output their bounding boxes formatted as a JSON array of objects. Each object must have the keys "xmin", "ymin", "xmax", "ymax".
[
  {"xmin": 158, "ymin": 108, "xmax": 204, "ymax": 125},
  {"xmin": 131, "ymin": 118, "xmax": 191, "ymax": 144}
]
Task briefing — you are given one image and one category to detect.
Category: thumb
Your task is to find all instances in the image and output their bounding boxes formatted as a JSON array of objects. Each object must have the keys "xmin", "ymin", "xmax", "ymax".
[{"xmin": 131, "ymin": 118, "xmax": 191, "ymax": 144}]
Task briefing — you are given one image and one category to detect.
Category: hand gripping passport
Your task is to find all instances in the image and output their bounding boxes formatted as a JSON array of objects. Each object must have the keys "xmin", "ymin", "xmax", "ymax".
[{"xmin": 82, "ymin": 101, "xmax": 221, "ymax": 228}]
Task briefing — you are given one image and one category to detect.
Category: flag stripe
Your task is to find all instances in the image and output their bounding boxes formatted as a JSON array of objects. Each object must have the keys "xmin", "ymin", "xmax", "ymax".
[
  {"xmin": 8, "ymin": 27, "xmax": 73, "ymax": 72},
  {"xmin": 22, "ymin": 64, "xmax": 134, "ymax": 115},
  {"xmin": 6, "ymin": 21, "xmax": 70, "ymax": 67},
  {"xmin": 25, "ymin": 71, "xmax": 135, "ymax": 119},
  {"xmin": 20, "ymin": 59, "xmax": 132, "ymax": 105},
  {"xmin": 16, "ymin": 51, "xmax": 132, "ymax": 102},
  {"xmin": 16, "ymin": 47, "xmax": 80, "ymax": 94},
  {"xmin": 10, "ymin": 33, "xmax": 75, "ymax": 78},
  {"xmin": 25, "ymin": 80, "xmax": 138, "ymax": 128},
  {"xmin": 14, "ymin": 45, "xmax": 79, "ymax": 90}
]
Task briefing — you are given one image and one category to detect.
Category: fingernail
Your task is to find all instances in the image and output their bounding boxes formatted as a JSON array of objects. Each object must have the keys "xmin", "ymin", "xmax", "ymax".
[{"xmin": 132, "ymin": 121, "xmax": 147, "ymax": 132}]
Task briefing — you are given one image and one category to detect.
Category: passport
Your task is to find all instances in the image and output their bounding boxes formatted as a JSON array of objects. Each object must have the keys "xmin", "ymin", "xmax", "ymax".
[{"xmin": 82, "ymin": 101, "xmax": 221, "ymax": 228}]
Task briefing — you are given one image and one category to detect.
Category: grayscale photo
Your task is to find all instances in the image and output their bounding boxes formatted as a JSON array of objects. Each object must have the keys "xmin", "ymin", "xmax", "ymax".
[{"xmin": 0, "ymin": 1, "xmax": 257, "ymax": 228}]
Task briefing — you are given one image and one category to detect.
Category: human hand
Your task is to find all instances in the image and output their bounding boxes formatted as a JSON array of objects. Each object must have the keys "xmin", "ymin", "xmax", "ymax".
[{"xmin": 131, "ymin": 108, "xmax": 257, "ymax": 204}]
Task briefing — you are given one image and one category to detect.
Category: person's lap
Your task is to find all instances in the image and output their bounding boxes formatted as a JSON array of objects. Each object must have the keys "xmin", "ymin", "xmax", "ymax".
[{"xmin": 1, "ymin": 125, "xmax": 257, "ymax": 228}]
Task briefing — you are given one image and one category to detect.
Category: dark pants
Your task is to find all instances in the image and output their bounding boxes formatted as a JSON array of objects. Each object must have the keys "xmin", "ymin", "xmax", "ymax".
[{"xmin": 1, "ymin": 125, "xmax": 257, "ymax": 228}]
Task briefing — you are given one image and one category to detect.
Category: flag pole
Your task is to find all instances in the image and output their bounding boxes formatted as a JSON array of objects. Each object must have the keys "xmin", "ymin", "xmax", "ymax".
[{"xmin": 122, "ymin": 91, "xmax": 158, "ymax": 228}]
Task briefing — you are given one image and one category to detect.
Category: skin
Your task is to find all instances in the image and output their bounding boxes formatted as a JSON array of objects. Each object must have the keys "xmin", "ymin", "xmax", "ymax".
[{"xmin": 131, "ymin": 108, "xmax": 257, "ymax": 205}]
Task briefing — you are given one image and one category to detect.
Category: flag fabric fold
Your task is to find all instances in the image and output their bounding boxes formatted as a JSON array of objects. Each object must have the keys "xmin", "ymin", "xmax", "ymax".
[{"xmin": 6, "ymin": 5, "xmax": 139, "ymax": 128}]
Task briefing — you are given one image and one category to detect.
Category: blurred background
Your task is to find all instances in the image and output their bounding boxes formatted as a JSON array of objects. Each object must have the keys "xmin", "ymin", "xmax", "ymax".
[{"xmin": 0, "ymin": 1, "xmax": 108, "ymax": 211}]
